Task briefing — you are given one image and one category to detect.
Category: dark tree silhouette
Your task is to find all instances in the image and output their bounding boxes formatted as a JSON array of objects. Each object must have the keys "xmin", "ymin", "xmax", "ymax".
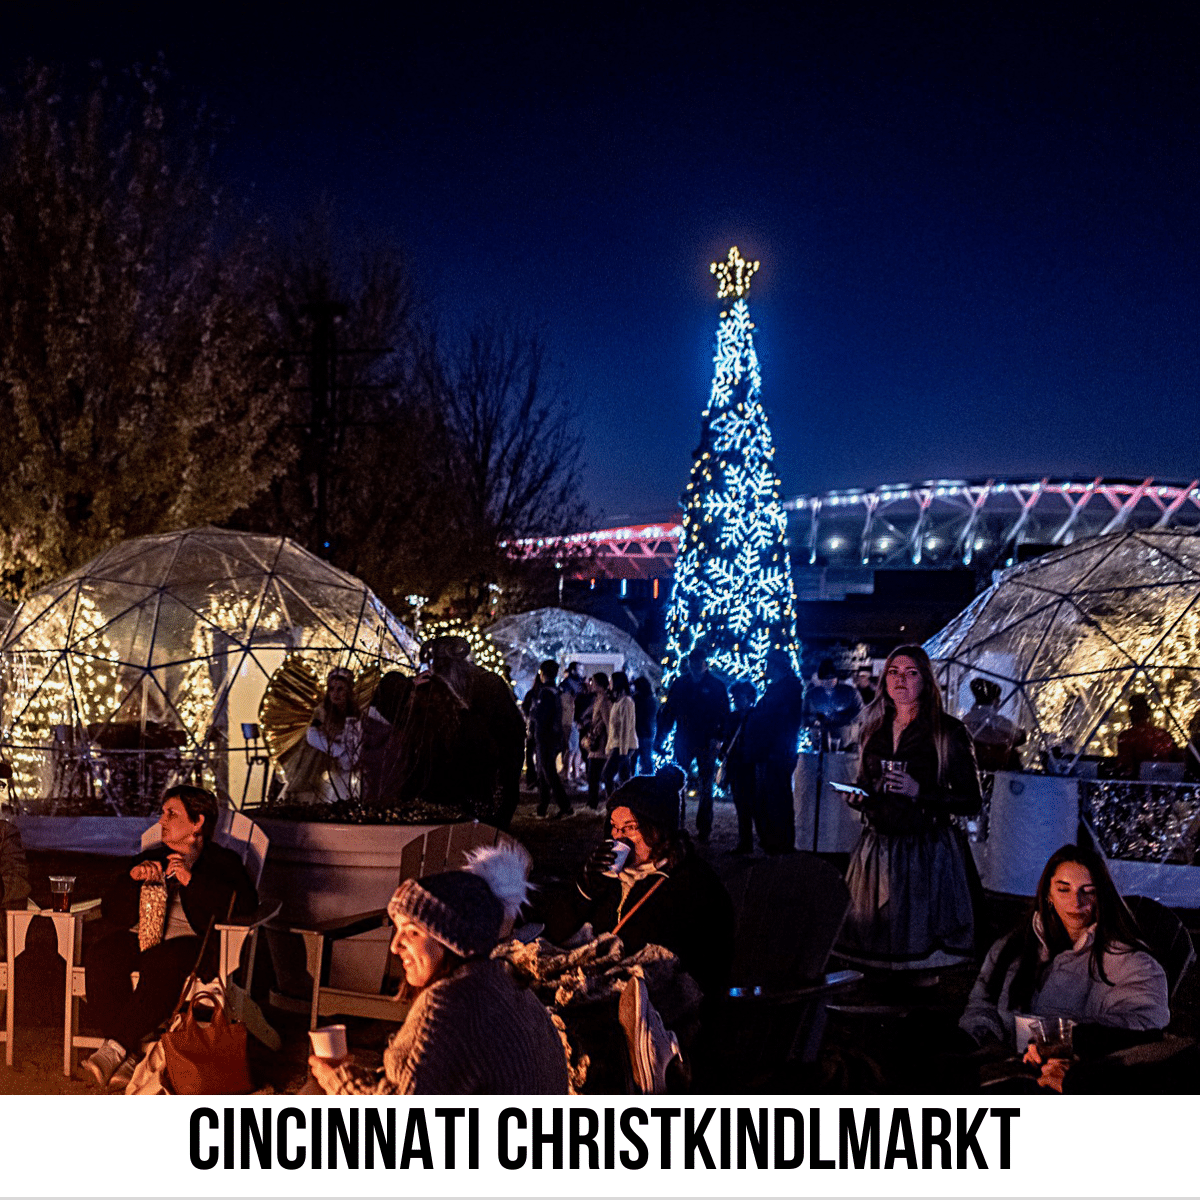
[{"xmin": 0, "ymin": 63, "xmax": 289, "ymax": 597}]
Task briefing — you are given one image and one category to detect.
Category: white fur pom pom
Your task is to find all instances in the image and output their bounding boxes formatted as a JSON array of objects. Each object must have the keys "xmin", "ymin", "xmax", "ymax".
[{"xmin": 464, "ymin": 841, "xmax": 534, "ymax": 925}]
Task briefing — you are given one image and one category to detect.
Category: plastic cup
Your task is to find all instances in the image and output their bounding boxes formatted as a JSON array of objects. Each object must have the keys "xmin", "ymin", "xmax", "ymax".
[
  {"xmin": 309, "ymin": 1024, "xmax": 348, "ymax": 1063},
  {"xmin": 49, "ymin": 875, "xmax": 75, "ymax": 913},
  {"xmin": 1014, "ymin": 1013, "xmax": 1038, "ymax": 1051},
  {"xmin": 603, "ymin": 839, "xmax": 632, "ymax": 876},
  {"xmin": 1031, "ymin": 1016, "xmax": 1075, "ymax": 1060}
]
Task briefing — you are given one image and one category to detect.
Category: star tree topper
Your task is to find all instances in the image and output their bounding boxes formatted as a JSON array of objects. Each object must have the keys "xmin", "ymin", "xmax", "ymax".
[{"xmin": 710, "ymin": 246, "xmax": 760, "ymax": 300}]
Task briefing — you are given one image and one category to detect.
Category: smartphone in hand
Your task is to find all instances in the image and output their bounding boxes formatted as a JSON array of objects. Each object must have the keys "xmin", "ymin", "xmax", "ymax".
[{"xmin": 829, "ymin": 781, "xmax": 870, "ymax": 808}]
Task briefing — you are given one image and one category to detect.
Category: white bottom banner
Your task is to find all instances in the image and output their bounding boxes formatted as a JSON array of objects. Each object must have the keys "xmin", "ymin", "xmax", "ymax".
[{"xmin": 0, "ymin": 1093, "xmax": 1188, "ymax": 1197}]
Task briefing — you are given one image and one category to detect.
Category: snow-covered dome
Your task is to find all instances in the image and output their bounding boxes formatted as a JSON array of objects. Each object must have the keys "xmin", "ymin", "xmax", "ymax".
[
  {"xmin": 0, "ymin": 528, "xmax": 417, "ymax": 812},
  {"xmin": 488, "ymin": 607, "xmax": 661, "ymax": 699},
  {"xmin": 926, "ymin": 530, "xmax": 1200, "ymax": 768}
]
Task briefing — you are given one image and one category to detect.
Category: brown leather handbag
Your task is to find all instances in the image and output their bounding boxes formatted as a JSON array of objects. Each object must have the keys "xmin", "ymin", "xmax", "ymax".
[
  {"xmin": 161, "ymin": 989, "xmax": 252, "ymax": 1095},
  {"xmin": 157, "ymin": 901, "xmax": 252, "ymax": 1095}
]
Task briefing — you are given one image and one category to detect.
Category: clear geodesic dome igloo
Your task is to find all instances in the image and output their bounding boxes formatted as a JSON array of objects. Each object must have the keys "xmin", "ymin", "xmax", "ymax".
[
  {"xmin": 925, "ymin": 529, "xmax": 1200, "ymax": 771},
  {"xmin": 0, "ymin": 528, "xmax": 418, "ymax": 814},
  {"xmin": 488, "ymin": 607, "xmax": 661, "ymax": 700}
]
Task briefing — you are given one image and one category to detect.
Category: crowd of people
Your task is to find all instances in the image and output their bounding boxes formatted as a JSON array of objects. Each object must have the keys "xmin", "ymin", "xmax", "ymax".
[
  {"xmin": 60, "ymin": 766, "xmax": 1184, "ymax": 1097},
  {"xmin": 1, "ymin": 637, "xmax": 1189, "ymax": 1097},
  {"xmin": 521, "ymin": 647, "xmax": 861, "ymax": 855}
]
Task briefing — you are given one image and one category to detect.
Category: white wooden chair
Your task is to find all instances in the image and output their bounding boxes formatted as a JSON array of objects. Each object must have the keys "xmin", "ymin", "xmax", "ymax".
[{"xmin": 49, "ymin": 809, "xmax": 281, "ymax": 1077}]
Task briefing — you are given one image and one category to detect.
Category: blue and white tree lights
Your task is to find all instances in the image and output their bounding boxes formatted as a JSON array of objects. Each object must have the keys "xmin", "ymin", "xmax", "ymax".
[{"xmin": 663, "ymin": 248, "xmax": 799, "ymax": 686}]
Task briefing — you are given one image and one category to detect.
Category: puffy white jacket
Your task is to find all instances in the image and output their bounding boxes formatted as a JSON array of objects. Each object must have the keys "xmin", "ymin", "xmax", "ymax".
[{"xmin": 959, "ymin": 914, "xmax": 1170, "ymax": 1046}]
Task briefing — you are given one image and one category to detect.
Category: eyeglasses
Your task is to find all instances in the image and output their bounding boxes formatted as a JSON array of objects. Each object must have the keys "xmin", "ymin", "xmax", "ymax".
[{"xmin": 611, "ymin": 821, "xmax": 640, "ymax": 838}]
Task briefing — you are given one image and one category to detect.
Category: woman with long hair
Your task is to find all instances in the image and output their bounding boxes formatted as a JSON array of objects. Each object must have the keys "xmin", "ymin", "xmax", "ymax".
[
  {"xmin": 960, "ymin": 844, "xmax": 1168, "ymax": 1047},
  {"xmin": 836, "ymin": 644, "xmax": 982, "ymax": 971}
]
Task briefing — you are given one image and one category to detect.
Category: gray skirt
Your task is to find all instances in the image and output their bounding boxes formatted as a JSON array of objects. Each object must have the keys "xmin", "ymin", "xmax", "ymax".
[{"xmin": 838, "ymin": 822, "xmax": 976, "ymax": 970}]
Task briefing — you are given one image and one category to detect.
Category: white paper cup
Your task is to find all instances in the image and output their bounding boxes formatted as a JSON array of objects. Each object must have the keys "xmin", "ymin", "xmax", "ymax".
[
  {"xmin": 309, "ymin": 1024, "xmax": 348, "ymax": 1061},
  {"xmin": 603, "ymin": 839, "xmax": 632, "ymax": 876},
  {"xmin": 1014, "ymin": 1013, "xmax": 1037, "ymax": 1051}
]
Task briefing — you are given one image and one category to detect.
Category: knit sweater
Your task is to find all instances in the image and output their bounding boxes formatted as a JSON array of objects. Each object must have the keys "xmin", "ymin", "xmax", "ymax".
[{"xmin": 332, "ymin": 958, "xmax": 570, "ymax": 1094}]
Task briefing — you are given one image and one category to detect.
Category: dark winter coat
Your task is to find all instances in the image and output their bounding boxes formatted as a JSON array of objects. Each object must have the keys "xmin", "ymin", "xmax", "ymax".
[
  {"xmin": 532, "ymin": 682, "xmax": 565, "ymax": 749},
  {"xmin": 856, "ymin": 711, "xmax": 982, "ymax": 835},
  {"xmin": 101, "ymin": 839, "xmax": 257, "ymax": 967},
  {"xmin": 743, "ymin": 672, "xmax": 807, "ymax": 763},
  {"xmin": 658, "ymin": 671, "xmax": 729, "ymax": 745},
  {"xmin": 722, "ymin": 707, "xmax": 754, "ymax": 767},
  {"xmin": 0, "ymin": 819, "xmax": 30, "ymax": 909},
  {"xmin": 633, "ymin": 689, "xmax": 658, "ymax": 742},
  {"xmin": 560, "ymin": 845, "xmax": 735, "ymax": 1000}
]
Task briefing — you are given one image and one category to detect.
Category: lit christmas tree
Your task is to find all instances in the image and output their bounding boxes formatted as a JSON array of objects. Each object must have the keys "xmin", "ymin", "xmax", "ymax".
[{"xmin": 662, "ymin": 247, "xmax": 799, "ymax": 686}]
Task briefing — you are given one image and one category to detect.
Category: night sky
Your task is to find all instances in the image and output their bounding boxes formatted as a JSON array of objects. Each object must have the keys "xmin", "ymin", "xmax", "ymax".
[{"xmin": 7, "ymin": 4, "xmax": 1199, "ymax": 525}]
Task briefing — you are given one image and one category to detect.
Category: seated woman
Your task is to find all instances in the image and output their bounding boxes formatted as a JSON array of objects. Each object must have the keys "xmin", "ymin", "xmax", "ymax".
[
  {"xmin": 308, "ymin": 849, "xmax": 569, "ymax": 1095},
  {"xmin": 959, "ymin": 843, "xmax": 1169, "ymax": 1091},
  {"xmin": 80, "ymin": 785, "xmax": 257, "ymax": 1089},
  {"xmin": 546, "ymin": 768, "xmax": 735, "ymax": 1002}
]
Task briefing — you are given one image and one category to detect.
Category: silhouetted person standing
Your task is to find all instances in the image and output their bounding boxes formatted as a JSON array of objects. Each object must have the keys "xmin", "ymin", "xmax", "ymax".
[
  {"xmin": 656, "ymin": 650, "xmax": 729, "ymax": 841},
  {"xmin": 721, "ymin": 680, "xmax": 758, "ymax": 854},
  {"xmin": 532, "ymin": 660, "xmax": 573, "ymax": 817},
  {"xmin": 632, "ymin": 676, "xmax": 658, "ymax": 776},
  {"xmin": 744, "ymin": 650, "xmax": 806, "ymax": 853}
]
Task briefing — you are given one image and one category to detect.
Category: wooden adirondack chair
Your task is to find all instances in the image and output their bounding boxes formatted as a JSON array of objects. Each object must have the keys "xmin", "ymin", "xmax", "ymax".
[
  {"xmin": 5, "ymin": 809, "xmax": 280, "ymax": 1077},
  {"xmin": 717, "ymin": 851, "xmax": 862, "ymax": 1089}
]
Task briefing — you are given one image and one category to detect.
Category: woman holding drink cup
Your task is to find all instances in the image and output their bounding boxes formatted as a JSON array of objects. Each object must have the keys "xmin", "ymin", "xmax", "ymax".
[
  {"xmin": 836, "ymin": 645, "xmax": 982, "ymax": 972},
  {"xmin": 78, "ymin": 785, "xmax": 256, "ymax": 1089},
  {"xmin": 547, "ymin": 767, "xmax": 735, "ymax": 1002},
  {"xmin": 959, "ymin": 843, "xmax": 1169, "ymax": 1091},
  {"xmin": 308, "ymin": 843, "xmax": 569, "ymax": 1094}
]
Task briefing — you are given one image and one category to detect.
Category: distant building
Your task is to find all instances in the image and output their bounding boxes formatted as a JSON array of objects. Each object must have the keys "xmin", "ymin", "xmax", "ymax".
[{"xmin": 513, "ymin": 477, "xmax": 1200, "ymax": 663}]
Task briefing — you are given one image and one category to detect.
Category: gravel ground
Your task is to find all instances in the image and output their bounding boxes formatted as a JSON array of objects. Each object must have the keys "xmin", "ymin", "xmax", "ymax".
[{"xmin": 4, "ymin": 783, "xmax": 1198, "ymax": 1095}]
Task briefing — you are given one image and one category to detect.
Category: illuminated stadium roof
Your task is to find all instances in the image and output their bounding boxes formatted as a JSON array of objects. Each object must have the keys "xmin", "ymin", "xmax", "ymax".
[
  {"xmin": 528, "ymin": 477, "xmax": 1200, "ymax": 579},
  {"xmin": 788, "ymin": 477, "xmax": 1200, "ymax": 570}
]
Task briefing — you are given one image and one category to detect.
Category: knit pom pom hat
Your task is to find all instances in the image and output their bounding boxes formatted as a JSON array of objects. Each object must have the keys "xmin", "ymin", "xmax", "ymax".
[
  {"xmin": 387, "ymin": 871, "xmax": 504, "ymax": 958},
  {"xmin": 606, "ymin": 765, "xmax": 686, "ymax": 835},
  {"xmin": 463, "ymin": 842, "xmax": 534, "ymax": 929}
]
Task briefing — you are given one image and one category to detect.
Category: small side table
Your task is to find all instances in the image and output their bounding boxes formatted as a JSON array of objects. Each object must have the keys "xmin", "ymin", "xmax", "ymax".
[{"xmin": 5, "ymin": 908, "xmax": 103, "ymax": 1077}]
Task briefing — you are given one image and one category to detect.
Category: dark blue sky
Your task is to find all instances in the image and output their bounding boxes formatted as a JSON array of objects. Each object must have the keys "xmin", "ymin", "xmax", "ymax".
[{"xmin": 8, "ymin": 4, "xmax": 1200, "ymax": 524}]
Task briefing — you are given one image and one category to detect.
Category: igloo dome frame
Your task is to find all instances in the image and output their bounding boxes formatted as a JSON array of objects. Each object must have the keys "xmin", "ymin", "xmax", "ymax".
[
  {"xmin": 926, "ymin": 528, "xmax": 1200, "ymax": 771},
  {"xmin": 0, "ymin": 528, "xmax": 418, "ymax": 815},
  {"xmin": 488, "ymin": 606, "xmax": 661, "ymax": 700}
]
